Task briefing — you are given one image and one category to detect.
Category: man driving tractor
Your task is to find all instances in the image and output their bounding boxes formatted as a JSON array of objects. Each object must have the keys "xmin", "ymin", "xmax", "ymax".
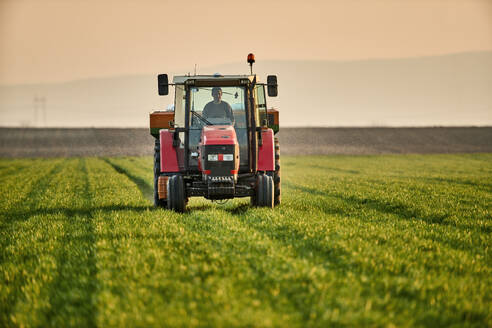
[{"xmin": 202, "ymin": 87, "xmax": 235, "ymax": 124}]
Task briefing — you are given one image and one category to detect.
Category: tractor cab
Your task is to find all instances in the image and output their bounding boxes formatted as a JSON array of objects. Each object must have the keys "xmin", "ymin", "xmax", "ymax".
[
  {"xmin": 170, "ymin": 75, "xmax": 265, "ymax": 174},
  {"xmin": 149, "ymin": 54, "xmax": 281, "ymax": 212}
]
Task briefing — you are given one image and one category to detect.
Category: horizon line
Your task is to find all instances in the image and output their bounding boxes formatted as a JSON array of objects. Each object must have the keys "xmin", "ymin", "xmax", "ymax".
[{"xmin": 1, "ymin": 50, "xmax": 491, "ymax": 87}]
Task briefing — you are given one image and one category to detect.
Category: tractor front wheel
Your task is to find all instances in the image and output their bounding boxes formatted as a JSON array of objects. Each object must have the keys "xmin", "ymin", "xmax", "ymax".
[
  {"xmin": 167, "ymin": 175, "xmax": 186, "ymax": 212},
  {"xmin": 254, "ymin": 174, "xmax": 274, "ymax": 208}
]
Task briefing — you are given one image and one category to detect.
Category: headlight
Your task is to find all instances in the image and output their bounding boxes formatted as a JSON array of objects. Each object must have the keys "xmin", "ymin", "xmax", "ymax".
[{"xmin": 223, "ymin": 154, "xmax": 234, "ymax": 161}]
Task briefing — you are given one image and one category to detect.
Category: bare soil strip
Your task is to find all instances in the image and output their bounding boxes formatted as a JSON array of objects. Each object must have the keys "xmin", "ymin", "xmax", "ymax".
[{"xmin": 0, "ymin": 127, "xmax": 491, "ymax": 158}]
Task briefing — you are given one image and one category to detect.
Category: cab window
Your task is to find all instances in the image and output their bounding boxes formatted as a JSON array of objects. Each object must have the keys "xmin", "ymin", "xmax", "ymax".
[
  {"xmin": 174, "ymin": 85, "xmax": 186, "ymax": 128},
  {"xmin": 189, "ymin": 86, "xmax": 246, "ymax": 129},
  {"xmin": 254, "ymin": 84, "xmax": 267, "ymax": 126}
]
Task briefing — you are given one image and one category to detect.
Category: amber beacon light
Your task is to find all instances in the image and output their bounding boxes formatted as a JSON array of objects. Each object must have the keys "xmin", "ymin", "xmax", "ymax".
[{"xmin": 247, "ymin": 53, "xmax": 255, "ymax": 74}]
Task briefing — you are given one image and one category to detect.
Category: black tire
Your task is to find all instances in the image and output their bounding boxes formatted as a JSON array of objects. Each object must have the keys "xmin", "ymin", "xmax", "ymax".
[
  {"xmin": 256, "ymin": 174, "xmax": 274, "ymax": 208},
  {"xmin": 257, "ymin": 175, "xmax": 264, "ymax": 207},
  {"xmin": 250, "ymin": 194, "xmax": 257, "ymax": 206},
  {"xmin": 274, "ymin": 137, "xmax": 281, "ymax": 206},
  {"xmin": 167, "ymin": 175, "xmax": 186, "ymax": 212},
  {"xmin": 154, "ymin": 139, "xmax": 166, "ymax": 208}
]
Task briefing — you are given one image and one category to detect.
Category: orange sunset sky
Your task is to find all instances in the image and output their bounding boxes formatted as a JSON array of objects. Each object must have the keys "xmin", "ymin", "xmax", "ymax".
[{"xmin": 1, "ymin": 0, "xmax": 491, "ymax": 84}]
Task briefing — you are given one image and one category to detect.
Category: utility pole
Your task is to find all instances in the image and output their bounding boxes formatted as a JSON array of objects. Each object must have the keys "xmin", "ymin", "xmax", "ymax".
[
  {"xmin": 41, "ymin": 97, "xmax": 46, "ymax": 126},
  {"xmin": 33, "ymin": 96, "xmax": 39, "ymax": 127},
  {"xmin": 33, "ymin": 96, "xmax": 47, "ymax": 126}
]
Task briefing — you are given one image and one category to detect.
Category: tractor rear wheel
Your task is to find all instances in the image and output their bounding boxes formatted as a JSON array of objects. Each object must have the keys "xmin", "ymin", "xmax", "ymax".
[
  {"xmin": 154, "ymin": 139, "xmax": 166, "ymax": 208},
  {"xmin": 167, "ymin": 175, "xmax": 186, "ymax": 212},
  {"xmin": 274, "ymin": 137, "xmax": 281, "ymax": 206},
  {"xmin": 255, "ymin": 174, "xmax": 274, "ymax": 208}
]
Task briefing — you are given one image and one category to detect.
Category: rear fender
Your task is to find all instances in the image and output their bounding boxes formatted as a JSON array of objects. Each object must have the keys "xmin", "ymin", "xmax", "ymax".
[
  {"xmin": 160, "ymin": 130, "xmax": 180, "ymax": 172},
  {"xmin": 257, "ymin": 129, "xmax": 274, "ymax": 171}
]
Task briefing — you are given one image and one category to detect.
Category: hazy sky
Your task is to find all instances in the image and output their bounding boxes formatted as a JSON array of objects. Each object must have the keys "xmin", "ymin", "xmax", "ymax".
[{"xmin": 1, "ymin": 0, "xmax": 491, "ymax": 85}]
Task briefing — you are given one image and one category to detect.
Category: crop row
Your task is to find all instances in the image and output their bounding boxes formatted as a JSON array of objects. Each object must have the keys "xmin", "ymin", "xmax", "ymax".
[{"xmin": 0, "ymin": 154, "xmax": 490, "ymax": 327}]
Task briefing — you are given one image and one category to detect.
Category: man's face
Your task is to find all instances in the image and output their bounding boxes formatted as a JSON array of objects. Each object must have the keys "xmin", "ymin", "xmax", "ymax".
[{"xmin": 212, "ymin": 89, "xmax": 222, "ymax": 102}]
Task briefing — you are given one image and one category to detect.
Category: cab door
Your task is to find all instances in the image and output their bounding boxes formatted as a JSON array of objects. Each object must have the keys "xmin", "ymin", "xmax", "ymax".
[
  {"xmin": 174, "ymin": 85, "xmax": 186, "ymax": 171},
  {"xmin": 255, "ymin": 84, "xmax": 268, "ymax": 124}
]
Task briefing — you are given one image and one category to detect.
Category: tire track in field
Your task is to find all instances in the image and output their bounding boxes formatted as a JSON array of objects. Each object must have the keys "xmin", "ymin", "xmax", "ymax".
[
  {"xmin": 120, "ymin": 156, "xmax": 150, "ymax": 172},
  {"xmin": 222, "ymin": 206, "xmax": 434, "ymax": 324},
  {"xmin": 0, "ymin": 159, "xmax": 64, "ymax": 217},
  {"xmin": 282, "ymin": 180, "xmax": 464, "ymax": 244},
  {"xmin": 1, "ymin": 159, "xmax": 98, "ymax": 326},
  {"xmin": 174, "ymin": 205, "xmax": 352, "ymax": 324},
  {"xmin": 283, "ymin": 180, "xmax": 490, "ymax": 233},
  {"xmin": 224, "ymin": 206, "xmax": 363, "ymax": 318},
  {"xmin": 44, "ymin": 158, "xmax": 97, "ymax": 327},
  {"xmin": 17, "ymin": 158, "xmax": 151, "ymax": 327},
  {"xmin": 102, "ymin": 158, "xmax": 153, "ymax": 203},
  {"xmin": 0, "ymin": 162, "xmax": 32, "ymax": 179},
  {"xmin": 0, "ymin": 159, "xmax": 66, "ymax": 325},
  {"xmin": 82, "ymin": 158, "xmax": 156, "ymax": 326},
  {"xmin": 279, "ymin": 180, "xmax": 490, "ymax": 273}
]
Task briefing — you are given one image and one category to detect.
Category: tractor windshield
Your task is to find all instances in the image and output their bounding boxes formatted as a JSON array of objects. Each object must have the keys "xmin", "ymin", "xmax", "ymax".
[
  {"xmin": 190, "ymin": 86, "xmax": 246, "ymax": 128},
  {"xmin": 188, "ymin": 86, "xmax": 249, "ymax": 171}
]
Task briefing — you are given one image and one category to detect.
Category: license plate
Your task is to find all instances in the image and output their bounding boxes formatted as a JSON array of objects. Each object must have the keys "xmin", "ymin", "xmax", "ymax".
[
  {"xmin": 208, "ymin": 154, "xmax": 233, "ymax": 161},
  {"xmin": 222, "ymin": 154, "xmax": 234, "ymax": 161}
]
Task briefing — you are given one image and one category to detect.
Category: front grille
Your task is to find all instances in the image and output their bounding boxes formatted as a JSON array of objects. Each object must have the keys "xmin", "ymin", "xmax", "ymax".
[
  {"xmin": 209, "ymin": 176, "xmax": 234, "ymax": 182},
  {"xmin": 208, "ymin": 179, "xmax": 234, "ymax": 197},
  {"xmin": 202, "ymin": 145, "xmax": 236, "ymax": 176}
]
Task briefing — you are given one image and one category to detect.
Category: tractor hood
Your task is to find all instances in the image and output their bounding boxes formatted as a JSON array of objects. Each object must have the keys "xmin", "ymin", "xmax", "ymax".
[{"xmin": 201, "ymin": 125, "xmax": 237, "ymax": 146}]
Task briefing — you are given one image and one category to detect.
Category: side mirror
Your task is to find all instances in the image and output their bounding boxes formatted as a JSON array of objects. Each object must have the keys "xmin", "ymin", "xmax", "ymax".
[
  {"xmin": 158, "ymin": 74, "xmax": 169, "ymax": 95},
  {"xmin": 267, "ymin": 75, "xmax": 278, "ymax": 97}
]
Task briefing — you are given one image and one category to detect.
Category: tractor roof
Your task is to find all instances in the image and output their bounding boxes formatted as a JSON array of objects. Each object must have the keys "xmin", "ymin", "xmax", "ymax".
[{"xmin": 172, "ymin": 75, "xmax": 256, "ymax": 84}]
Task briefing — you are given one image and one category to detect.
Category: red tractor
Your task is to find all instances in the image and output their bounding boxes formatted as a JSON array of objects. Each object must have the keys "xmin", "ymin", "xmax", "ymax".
[{"xmin": 149, "ymin": 54, "xmax": 280, "ymax": 212}]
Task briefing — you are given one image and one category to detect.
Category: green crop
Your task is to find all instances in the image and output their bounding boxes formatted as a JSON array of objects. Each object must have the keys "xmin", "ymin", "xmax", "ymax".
[{"xmin": 1, "ymin": 154, "xmax": 491, "ymax": 327}]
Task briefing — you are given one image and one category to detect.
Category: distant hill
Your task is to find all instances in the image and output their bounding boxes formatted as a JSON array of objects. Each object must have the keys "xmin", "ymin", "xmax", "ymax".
[{"xmin": 0, "ymin": 52, "xmax": 491, "ymax": 127}]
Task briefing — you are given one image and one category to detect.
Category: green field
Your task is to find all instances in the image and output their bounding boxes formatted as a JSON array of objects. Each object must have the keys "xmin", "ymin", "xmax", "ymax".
[{"xmin": 1, "ymin": 154, "xmax": 491, "ymax": 327}]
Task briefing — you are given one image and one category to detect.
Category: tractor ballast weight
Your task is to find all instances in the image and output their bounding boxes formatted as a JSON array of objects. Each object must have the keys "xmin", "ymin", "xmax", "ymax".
[{"xmin": 149, "ymin": 55, "xmax": 280, "ymax": 212}]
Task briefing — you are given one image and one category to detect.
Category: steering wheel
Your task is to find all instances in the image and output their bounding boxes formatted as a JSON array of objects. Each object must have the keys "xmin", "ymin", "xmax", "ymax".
[{"xmin": 191, "ymin": 111, "xmax": 213, "ymax": 126}]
